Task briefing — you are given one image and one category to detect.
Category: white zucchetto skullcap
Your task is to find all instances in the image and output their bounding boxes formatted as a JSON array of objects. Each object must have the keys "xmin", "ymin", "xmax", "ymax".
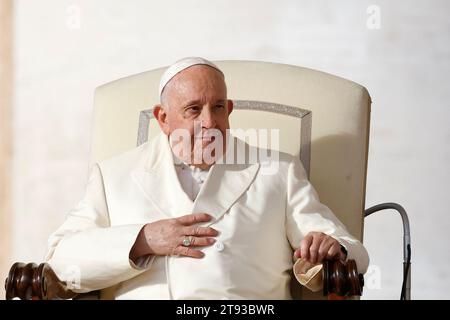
[{"xmin": 159, "ymin": 57, "xmax": 223, "ymax": 99}]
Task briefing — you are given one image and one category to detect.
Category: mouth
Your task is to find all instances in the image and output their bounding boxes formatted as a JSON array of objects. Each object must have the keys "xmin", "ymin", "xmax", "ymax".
[
  {"xmin": 203, "ymin": 135, "xmax": 215, "ymax": 142},
  {"xmin": 195, "ymin": 134, "xmax": 216, "ymax": 143}
]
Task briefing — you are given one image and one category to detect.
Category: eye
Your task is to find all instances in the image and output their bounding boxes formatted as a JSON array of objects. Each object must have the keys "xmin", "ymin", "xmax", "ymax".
[
  {"xmin": 215, "ymin": 104, "xmax": 225, "ymax": 109},
  {"xmin": 185, "ymin": 106, "xmax": 201, "ymax": 115}
]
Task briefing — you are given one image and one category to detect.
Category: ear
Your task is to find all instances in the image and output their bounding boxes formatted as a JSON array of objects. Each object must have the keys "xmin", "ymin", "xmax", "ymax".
[
  {"xmin": 227, "ymin": 99, "xmax": 234, "ymax": 115},
  {"xmin": 153, "ymin": 104, "xmax": 170, "ymax": 135}
]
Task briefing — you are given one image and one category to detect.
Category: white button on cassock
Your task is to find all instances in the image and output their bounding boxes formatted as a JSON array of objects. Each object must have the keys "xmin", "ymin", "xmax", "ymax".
[{"xmin": 214, "ymin": 241, "xmax": 225, "ymax": 252}]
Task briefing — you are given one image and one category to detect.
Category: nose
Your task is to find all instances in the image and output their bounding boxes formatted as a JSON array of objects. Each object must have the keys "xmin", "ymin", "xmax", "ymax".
[{"xmin": 200, "ymin": 107, "xmax": 216, "ymax": 129}]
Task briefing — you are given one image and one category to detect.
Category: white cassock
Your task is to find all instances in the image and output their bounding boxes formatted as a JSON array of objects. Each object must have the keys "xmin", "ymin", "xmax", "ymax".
[{"xmin": 45, "ymin": 133, "xmax": 369, "ymax": 299}]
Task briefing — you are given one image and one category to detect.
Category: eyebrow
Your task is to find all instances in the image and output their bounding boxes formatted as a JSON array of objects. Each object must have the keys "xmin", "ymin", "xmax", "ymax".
[
  {"xmin": 183, "ymin": 99, "xmax": 226, "ymax": 108},
  {"xmin": 183, "ymin": 100, "xmax": 201, "ymax": 108}
]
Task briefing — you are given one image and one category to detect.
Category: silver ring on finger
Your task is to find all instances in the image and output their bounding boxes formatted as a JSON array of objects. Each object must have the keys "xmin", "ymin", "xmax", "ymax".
[{"xmin": 182, "ymin": 236, "xmax": 192, "ymax": 247}]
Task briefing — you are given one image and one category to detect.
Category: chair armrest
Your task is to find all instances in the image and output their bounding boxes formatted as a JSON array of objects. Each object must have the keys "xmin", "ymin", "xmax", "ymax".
[
  {"xmin": 5, "ymin": 262, "xmax": 79, "ymax": 300},
  {"xmin": 5, "ymin": 259, "xmax": 362, "ymax": 300}
]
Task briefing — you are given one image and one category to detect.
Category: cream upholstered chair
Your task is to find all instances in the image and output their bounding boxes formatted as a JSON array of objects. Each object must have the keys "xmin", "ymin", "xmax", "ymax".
[
  {"xmin": 4, "ymin": 60, "xmax": 413, "ymax": 300},
  {"xmin": 90, "ymin": 60, "xmax": 371, "ymax": 300}
]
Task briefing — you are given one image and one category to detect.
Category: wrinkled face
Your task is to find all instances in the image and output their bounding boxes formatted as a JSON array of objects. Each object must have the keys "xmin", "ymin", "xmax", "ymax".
[{"xmin": 154, "ymin": 65, "xmax": 233, "ymax": 166}]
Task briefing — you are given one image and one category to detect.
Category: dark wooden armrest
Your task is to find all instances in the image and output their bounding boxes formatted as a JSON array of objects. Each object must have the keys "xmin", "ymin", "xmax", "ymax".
[
  {"xmin": 5, "ymin": 259, "xmax": 363, "ymax": 300},
  {"xmin": 5, "ymin": 262, "xmax": 78, "ymax": 300},
  {"xmin": 323, "ymin": 259, "xmax": 364, "ymax": 299}
]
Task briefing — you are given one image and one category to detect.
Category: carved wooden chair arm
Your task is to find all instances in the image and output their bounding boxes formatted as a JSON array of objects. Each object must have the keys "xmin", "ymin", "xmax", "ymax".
[
  {"xmin": 5, "ymin": 259, "xmax": 363, "ymax": 300},
  {"xmin": 5, "ymin": 262, "xmax": 77, "ymax": 300},
  {"xmin": 323, "ymin": 259, "xmax": 364, "ymax": 299}
]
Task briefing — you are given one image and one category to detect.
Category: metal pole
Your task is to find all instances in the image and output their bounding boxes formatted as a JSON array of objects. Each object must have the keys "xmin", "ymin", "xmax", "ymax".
[{"xmin": 365, "ymin": 202, "xmax": 411, "ymax": 300}]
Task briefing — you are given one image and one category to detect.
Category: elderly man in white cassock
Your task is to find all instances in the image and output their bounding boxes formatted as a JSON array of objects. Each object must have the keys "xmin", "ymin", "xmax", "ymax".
[{"xmin": 45, "ymin": 57, "xmax": 369, "ymax": 299}]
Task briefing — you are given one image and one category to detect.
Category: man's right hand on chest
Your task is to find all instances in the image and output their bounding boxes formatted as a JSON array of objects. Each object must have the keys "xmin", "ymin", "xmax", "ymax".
[{"xmin": 129, "ymin": 213, "xmax": 219, "ymax": 262}]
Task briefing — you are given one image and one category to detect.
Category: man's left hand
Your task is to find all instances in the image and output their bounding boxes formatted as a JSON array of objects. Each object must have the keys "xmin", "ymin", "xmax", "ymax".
[{"xmin": 294, "ymin": 232, "xmax": 346, "ymax": 264}]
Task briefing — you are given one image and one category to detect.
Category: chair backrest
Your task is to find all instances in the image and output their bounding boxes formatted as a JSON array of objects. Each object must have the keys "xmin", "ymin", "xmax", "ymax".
[{"xmin": 90, "ymin": 60, "xmax": 371, "ymax": 299}]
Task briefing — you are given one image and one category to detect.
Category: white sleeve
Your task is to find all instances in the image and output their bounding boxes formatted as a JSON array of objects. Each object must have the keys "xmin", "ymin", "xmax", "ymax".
[
  {"xmin": 285, "ymin": 156, "xmax": 369, "ymax": 274},
  {"xmin": 45, "ymin": 164, "xmax": 152, "ymax": 293}
]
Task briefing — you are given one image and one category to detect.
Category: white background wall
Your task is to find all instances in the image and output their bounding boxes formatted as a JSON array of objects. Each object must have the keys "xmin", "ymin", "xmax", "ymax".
[{"xmin": 10, "ymin": 0, "xmax": 450, "ymax": 299}]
